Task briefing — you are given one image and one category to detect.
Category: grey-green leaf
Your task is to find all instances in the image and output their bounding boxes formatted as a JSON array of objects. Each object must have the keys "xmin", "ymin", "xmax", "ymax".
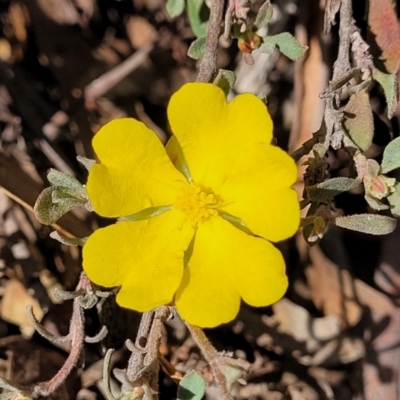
[
  {"xmin": 50, "ymin": 231, "xmax": 87, "ymax": 246},
  {"xmin": 264, "ymin": 32, "xmax": 308, "ymax": 61},
  {"xmin": 388, "ymin": 185, "xmax": 400, "ymax": 217},
  {"xmin": 343, "ymin": 89, "xmax": 374, "ymax": 151},
  {"xmin": 34, "ymin": 187, "xmax": 86, "ymax": 225},
  {"xmin": 254, "ymin": 0, "xmax": 273, "ymax": 29},
  {"xmin": 187, "ymin": 0, "xmax": 208, "ymax": 38},
  {"xmin": 77, "ymin": 155, "xmax": 96, "ymax": 171},
  {"xmin": 177, "ymin": 372, "xmax": 207, "ymax": 400},
  {"xmin": 187, "ymin": 36, "xmax": 206, "ymax": 60},
  {"xmin": 372, "ymin": 67, "xmax": 400, "ymax": 119},
  {"xmin": 48, "ymin": 169, "xmax": 83, "ymax": 191},
  {"xmin": 307, "ymin": 177, "xmax": 360, "ymax": 202},
  {"xmin": 166, "ymin": 0, "xmax": 185, "ymax": 17},
  {"xmin": 381, "ymin": 137, "xmax": 400, "ymax": 173},
  {"xmin": 335, "ymin": 214, "xmax": 396, "ymax": 235},
  {"xmin": 213, "ymin": 69, "xmax": 236, "ymax": 95},
  {"xmin": 258, "ymin": 41, "xmax": 276, "ymax": 54}
]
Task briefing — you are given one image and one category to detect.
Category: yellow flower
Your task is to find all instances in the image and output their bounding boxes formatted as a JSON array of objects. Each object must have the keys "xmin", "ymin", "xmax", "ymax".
[{"xmin": 82, "ymin": 83, "xmax": 299, "ymax": 328}]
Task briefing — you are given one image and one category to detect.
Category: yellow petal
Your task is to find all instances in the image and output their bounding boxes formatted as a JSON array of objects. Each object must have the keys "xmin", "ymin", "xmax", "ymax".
[
  {"xmin": 219, "ymin": 144, "xmax": 300, "ymax": 242},
  {"xmin": 175, "ymin": 216, "xmax": 288, "ymax": 328},
  {"xmin": 88, "ymin": 118, "xmax": 186, "ymax": 218},
  {"xmin": 167, "ymin": 83, "xmax": 273, "ymax": 189},
  {"xmin": 83, "ymin": 210, "xmax": 194, "ymax": 311}
]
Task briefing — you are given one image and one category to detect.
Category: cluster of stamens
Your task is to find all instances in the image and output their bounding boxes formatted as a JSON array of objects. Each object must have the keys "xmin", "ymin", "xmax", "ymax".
[{"xmin": 175, "ymin": 183, "xmax": 220, "ymax": 225}]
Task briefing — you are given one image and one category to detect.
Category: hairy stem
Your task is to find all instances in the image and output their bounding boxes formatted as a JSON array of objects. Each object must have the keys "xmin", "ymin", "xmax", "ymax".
[
  {"xmin": 186, "ymin": 323, "xmax": 233, "ymax": 400},
  {"xmin": 197, "ymin": 0, "xmax": 225, "ymax": 82}
]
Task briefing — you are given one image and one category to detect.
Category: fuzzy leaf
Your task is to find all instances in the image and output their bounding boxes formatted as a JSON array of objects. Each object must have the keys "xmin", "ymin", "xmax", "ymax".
[
  {"xmin": 177, "ymin": 372, "xmax": 206, "ymax": 400},
  {"xmin": 365, "ymin": 194, "xmax": 389, "ymax": 211},
  {"xmin": 259, "ymin": 41, "xmax": 276, "ymax": 54},
  {"xmin": 388, "ymin": 184, "xmax": 400, "ymax": 216},
  {"xmin": 50, "ymin": 231, "xmax": 87, "ymax": 246},
  {"xmin": 381, "ymin": 137, "xmax": 400, "ymax": 173},
  {"xmin": 343, "ymin": 89, "xmax": 374, "ymax": 151},
  {"xmin": 307, "ymin": 178, "xmax": 360, "ymax": 202},
  {"xmin": 264, "ymin": 33, "xmax": 308, "ymax": 61},
  {"xmin": 335, "ymin": 214, "xmax": 396, "ymax": 235},
  {"xmin": 47, "ymin": 169, "xmax": 81, "ymax": 189},
  {"xmin": 368, "ymin": 0, "xmax": 400, "ymax": 74},
  {"xmin": 187, "ymin": 36, "xmax": 206, "ymax": 60},
  {"xmin": 213, "ymin": 69, "xmax": 236, "ymax": 95},
  {"xmin": 372, "ymin": 68, "xmax": 400, "ymax": 118},
  {"xmin": 166, "ymin": 0, "xmax": 185, "ymax": 18},
  {"xmin": 77, "ymin": 155, "xmax": 95, "ymax": 171},
  {"xmin": 187, "ymin": 0, "xmax": 208, "ymax": 38},
  {"xmin": 254, "ymin": 0, "xmax": 273, "ymax": 29},
  {"xmin": 34, "ymin": 187, "xmax": 86, "ymax": 225}
]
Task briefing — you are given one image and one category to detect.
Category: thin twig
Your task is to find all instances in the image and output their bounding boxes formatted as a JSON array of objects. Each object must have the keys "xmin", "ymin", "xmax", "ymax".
[
  {"xmin": 85, "ymin": 43, "xmax": 154, "ymax": 103},
  {"xmin": 197, "ymin": 0, "xmax": 225, "ymax": 82}
]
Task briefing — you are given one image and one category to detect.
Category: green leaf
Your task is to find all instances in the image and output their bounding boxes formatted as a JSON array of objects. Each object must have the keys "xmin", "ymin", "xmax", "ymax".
[
  {"xmin": 220, "ymin": 211, "xmax": 253, "ymax": 235},
  {"xmin": 177, "ymin": 372, "xmax": 207, "ymax": 400},
  {"xmin": 122, "ymin": 205, "xmax": 173, "ymax": 221},
  {"xmin": 307, "ymin": 178, "xmax": 360, "ymax": 202},
  {"xmin": 166, "ymin": 0, "xmax": 185, "ymax": 17},
  {"xmin": 381, "ymin": 137, "xmax": 400, "ymax": 173},
  {"xmin": 187, "ymin": 0, "xmax": 208, "ymax": 38},
  {"xmin": 187, "ymin": 36, "xmax": 206, "ymax": 60},
  {"xmin": 343, "ymin": 89, "xmax": 374, "ymax": 151},
  {"xmin": 335, "ymin": 214, "xmax": 396, "ymax": 235},
  {"xmin": 254, "ymin": 0, "xmax": 273, "ymax": 29},
  {"xmin": 34, "ymin": 187, "xmax": 87, "ymax": 225},
  {"xmin": 213, "ymin": 70, "xmax": 236, "ymax": 95},
  {"xmin": 264, "ymin": 32, "xmax": 308, "ymax": 61},
  {"xmin": 165, "ymin": 135, "xmax": 192, "ymax": 181},
  {"xmin": 372, "ymin": 68, "xmax": 400, "ymax": 118}
]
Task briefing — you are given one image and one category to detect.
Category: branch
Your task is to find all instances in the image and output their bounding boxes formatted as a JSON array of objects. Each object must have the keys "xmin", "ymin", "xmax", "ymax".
[{"xmin": 197, "ymin": 0, "xmax": 225, "ymax": 82}]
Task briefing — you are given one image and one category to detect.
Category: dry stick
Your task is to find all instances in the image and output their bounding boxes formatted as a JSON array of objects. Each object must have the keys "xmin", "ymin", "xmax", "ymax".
[
  {"xmin": 332, "ymin": 0, "xmax": 353, "ymax": 82},
  {"xmin": 85, "ymin": 43, "xmax": 154, "ymax": 103},
  {"xmin": 322, "ymin": 0, "xmax": 354, "ymax": 150},
  {"xmin": 186, "ymin": 323, "xmax": 233, "ymax": 400},
  {"xmin": 197, "ymin": 0, "xmax": 226, "ymax": 83}
]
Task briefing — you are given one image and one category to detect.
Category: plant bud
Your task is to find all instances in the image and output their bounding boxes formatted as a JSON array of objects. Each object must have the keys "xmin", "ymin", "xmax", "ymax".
[{"xmin": 237, "ymin": 31, "xmax": 262, "ymax": 53}]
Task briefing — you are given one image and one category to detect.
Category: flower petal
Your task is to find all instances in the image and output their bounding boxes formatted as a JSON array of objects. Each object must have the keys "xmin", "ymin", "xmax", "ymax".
[
  {"xmin": 88, "ymin": 118, "xmax": 186, "ymax": 218},
  {"xmin": 83, "ymin": 210, "xmax": 194, "ymax": 311},
  {"xmin": 167, "ymin": 83, "xmax": 273, "ymax": 189},
  {"xmin": 218, "ymin": 144, "xmax": 300, "ymax": 242},
  {"xmin": 175, "ymin": 216, "xmax": 288, "ymax": 328}
]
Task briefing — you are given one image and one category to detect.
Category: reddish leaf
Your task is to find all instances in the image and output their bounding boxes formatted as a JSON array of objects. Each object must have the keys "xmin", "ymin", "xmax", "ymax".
[{"xmin": 368, "ymin": 0, "xmax": 400, "ymax": 73}]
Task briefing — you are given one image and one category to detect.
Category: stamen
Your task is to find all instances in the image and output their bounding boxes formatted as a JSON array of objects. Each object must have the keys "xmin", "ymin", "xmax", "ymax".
[{"xmin": 175, "ymin": 183, "xmax": 221, "ymax": 225}]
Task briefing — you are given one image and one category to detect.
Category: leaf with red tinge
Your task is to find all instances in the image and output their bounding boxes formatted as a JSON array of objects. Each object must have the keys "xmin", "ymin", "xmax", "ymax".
[
  {"xmin": 343, "ymin": 89, "xmax": 374, "ymax": 151},
  {"xmin": 368, "ymin": 0, "xmax": 400, "ymax": 73}
]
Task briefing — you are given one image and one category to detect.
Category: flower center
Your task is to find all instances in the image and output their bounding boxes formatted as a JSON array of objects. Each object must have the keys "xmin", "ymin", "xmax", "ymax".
[{"xmin": 175, "ymin": 183, "xmax": 220, "ymax": 225}]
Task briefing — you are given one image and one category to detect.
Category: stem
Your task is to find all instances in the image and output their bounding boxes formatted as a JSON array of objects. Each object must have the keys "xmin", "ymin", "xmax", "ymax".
[
  {"xmin": 197, "ymin": 0, "xmax": 225, "ymax": 83},
  {"xmin": 186, "ymin": 323, "xmax": 233, "ymax": 400},
  {"xmin": 332, "ymin": 0, "xmax": 353, "ymax": 81}
]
